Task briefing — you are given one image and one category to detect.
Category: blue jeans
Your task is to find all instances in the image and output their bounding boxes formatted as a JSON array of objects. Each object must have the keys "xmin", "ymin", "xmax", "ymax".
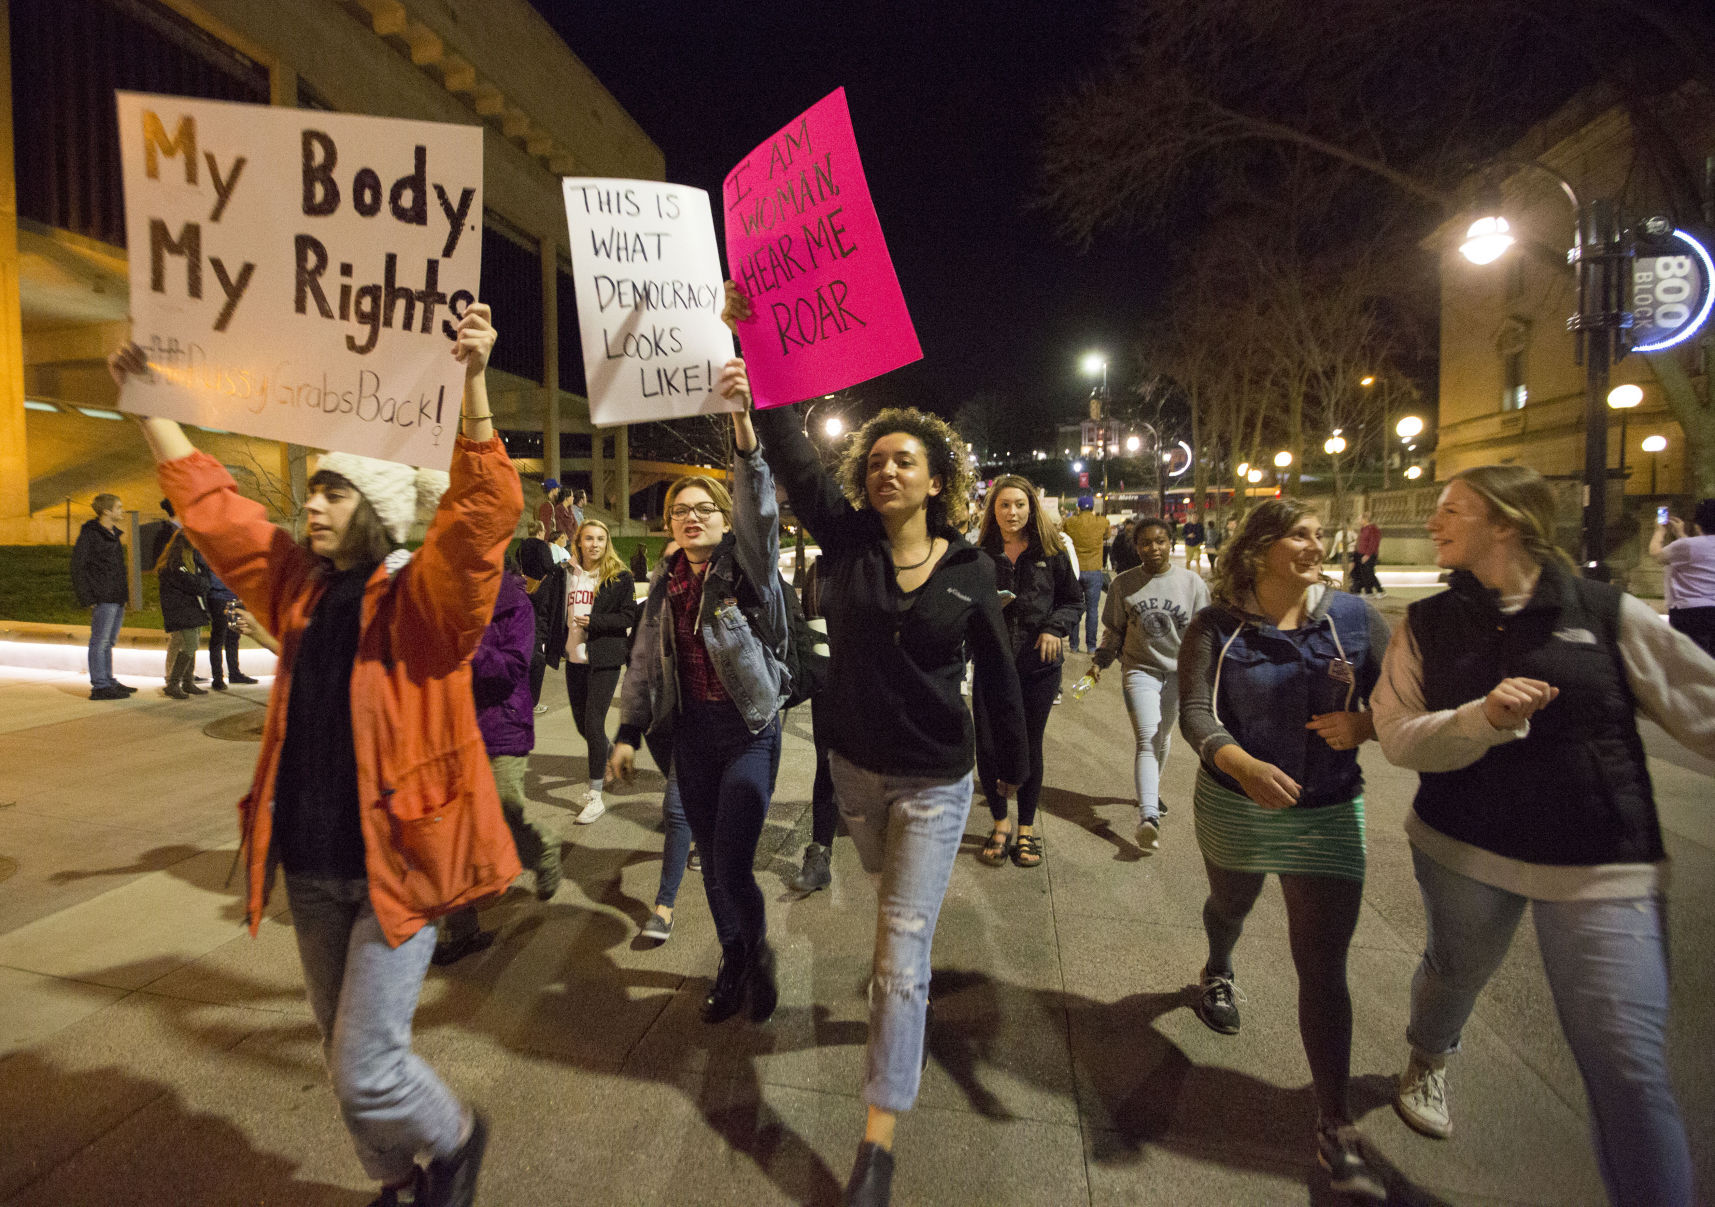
[
  {"xmin": 1074, "ymin": 570, "xmax": 1105, "ymax": 651},
  {"xmin": 673, "ymin": 701, "xmax": 780, "ymax": 955},
  {"xmin": 87, "ymin": 602, "xmax": 124, "ymax": 688},
  {"xmin": 828, "ymin": 752, "xmax": 973, "ymax": 1112},
  {"xmin": 655, "ymin": 772, "xmax": 692, "ymax": 910},
  {"xmin": 1122, "ymin": 669, "xmax": 1176, "ymax": 822},
  {"xmin": 285, "ymin": 875, "xmax": 465, "ymax": 1185},
  {"xmin": 1407, "ymin": 848, "xmax": 1692, "ymax": 1207}
]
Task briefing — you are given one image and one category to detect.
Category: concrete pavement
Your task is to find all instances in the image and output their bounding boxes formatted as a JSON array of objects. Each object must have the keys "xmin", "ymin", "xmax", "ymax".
[{"xmin": 0, "ymin": 615, "xmax": 1710, "ymax": 1205}]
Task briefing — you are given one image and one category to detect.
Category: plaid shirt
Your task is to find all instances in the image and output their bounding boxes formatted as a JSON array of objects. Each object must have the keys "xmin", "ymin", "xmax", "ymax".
[{"xmin": 667, "ymin": 551, "xmax": 730, "ymax": 704}]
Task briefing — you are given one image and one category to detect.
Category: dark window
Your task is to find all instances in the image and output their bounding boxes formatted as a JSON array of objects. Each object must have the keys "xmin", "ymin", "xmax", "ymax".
[
  {"xmin": 9, "ymin": 0, "xmax": 268, "ymax": 245},
  {"xmin": 556, "ymin": 265, "xmax": 587, "ymax": 394}
]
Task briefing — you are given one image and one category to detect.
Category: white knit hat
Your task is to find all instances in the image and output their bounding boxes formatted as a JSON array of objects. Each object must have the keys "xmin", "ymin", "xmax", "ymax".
[{"xmin": 313, "ymin": 452, "xmax": 450, "ymax": 545}]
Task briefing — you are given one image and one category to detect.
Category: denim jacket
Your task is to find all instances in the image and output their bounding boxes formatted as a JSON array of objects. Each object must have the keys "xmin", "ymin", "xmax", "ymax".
[{"xmin": 617, "ymin": 444, "xmax": 789, "ymax": 744}]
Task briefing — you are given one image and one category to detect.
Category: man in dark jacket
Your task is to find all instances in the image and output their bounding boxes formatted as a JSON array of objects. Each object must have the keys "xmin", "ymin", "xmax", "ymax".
[
  {"xmin": 152, "ymin": 498, "xmax": 210, "ymax": 698},
  {"xmin": 71, "ymin": 493, "xmax": 135, "ymax": 700}
]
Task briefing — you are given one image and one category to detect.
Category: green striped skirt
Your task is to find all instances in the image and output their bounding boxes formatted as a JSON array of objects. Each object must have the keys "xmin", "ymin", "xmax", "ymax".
[{"xmin": 1192, "ymin": 769, "xmax": 1367, "ymax": 882}]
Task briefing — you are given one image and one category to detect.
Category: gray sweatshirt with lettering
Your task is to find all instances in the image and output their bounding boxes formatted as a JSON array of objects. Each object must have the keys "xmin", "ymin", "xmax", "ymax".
[{"xmin": 1093, "ymin": 565, "xmax": 1210, "ymax": 679}]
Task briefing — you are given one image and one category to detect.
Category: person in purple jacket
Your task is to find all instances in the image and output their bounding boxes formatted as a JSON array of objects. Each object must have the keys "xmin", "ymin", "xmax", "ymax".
[{"xmin": 435, "ymin": 551, "xmax": 565, "ymax": 964}]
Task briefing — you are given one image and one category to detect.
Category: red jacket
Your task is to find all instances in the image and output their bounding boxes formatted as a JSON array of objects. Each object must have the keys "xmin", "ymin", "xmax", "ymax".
[
  {"xmin": 1357, "ymin": 523, "xmax": 1381, "ymax": 558},
  {"xmin": 158, "ymin": 436, "xmax": 525, "ymax": 946}
]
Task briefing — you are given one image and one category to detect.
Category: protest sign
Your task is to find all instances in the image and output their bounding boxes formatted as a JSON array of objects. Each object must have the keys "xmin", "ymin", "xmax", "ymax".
[
  {"xmin": 114, "ymin": 92, "xmax": 483, "ymax": 469},
  {"xmin": 562, "ymin": 179, "xmax": 737, "ymax": 426},
  {"xmin": 722, "ymin": 87, "xmax": 920, "ymax": 409}
]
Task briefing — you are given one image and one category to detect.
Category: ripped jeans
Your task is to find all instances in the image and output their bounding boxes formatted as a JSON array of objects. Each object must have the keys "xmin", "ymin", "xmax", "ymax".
[{"xmin": 829, "ymin": 752, "xmax": 973, "ymax": 1112}]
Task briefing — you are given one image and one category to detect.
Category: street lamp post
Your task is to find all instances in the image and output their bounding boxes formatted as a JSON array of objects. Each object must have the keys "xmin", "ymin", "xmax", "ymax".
[
  {"xmin": 1642, "ymin": 434, "xmax": 1667, "ymax": 494},
  {"xmin": 1607, "ymin": 383, "xmax": 1642, "ymax": 495},
  {"xmin": 1461, "ymin": 167, "xmax": 1630, "ymax": 576},
  {"xmin": 1081, "ymin": 354, "xmax": 1111, "ymax": 501}
]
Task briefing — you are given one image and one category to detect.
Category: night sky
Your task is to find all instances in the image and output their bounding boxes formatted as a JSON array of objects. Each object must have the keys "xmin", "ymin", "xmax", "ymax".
[{"xmin": 534, "ymin": 0, "xmax": 1157, "ymax": 452}]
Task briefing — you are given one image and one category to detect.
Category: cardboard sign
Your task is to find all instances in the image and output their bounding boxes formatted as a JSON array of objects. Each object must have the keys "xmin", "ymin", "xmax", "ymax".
[
  {"xmin": 562, "ymin": 179, "xmax": 737, "ymax": 427},
  {"xmin": 723, "ymin": 88, "xmax": 920, "ymax": 408},
  {"xmin": 114, "ymin": 92, "xmax": 483, "ymax": 469}
]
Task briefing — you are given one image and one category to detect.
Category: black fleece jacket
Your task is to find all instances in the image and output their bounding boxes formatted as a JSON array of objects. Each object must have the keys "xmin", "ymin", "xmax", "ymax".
[{"xmin": 755, "ymin": 406, "xmax": 1027, "ymax": 783}]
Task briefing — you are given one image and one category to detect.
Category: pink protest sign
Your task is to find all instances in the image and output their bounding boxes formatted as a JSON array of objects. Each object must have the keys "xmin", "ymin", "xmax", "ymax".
[{"xmin": 723, "ymin": 88, "xmax": 921, "ymax": 408}]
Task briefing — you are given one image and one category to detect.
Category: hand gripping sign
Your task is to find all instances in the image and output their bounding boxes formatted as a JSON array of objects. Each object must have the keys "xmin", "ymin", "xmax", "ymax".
[
  {"xmin": 563, "ymin": 179, "xmax": 738, "ymax": 427},
  {"xmin": 722, "ymin": 88, "xmax": 921, "ymax": 408},
  {"xmin": 114, "ymin": 92, "xmax": 483, "ymax": 469}
]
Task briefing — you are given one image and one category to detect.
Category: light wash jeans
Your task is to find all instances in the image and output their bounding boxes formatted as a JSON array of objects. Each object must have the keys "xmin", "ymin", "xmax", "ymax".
[
  {"xmin": 87, "ymin": 602, "xmax": 123, "ymax": 688},
  {"xmin": 1407, "ymin": 848, "xmax": 1692, "ymax": 1207},
  {"xmin": 286, "ymin": 875, "xmax": 466, "ymax": 1185},
  {"xmin": 1122, "ymin": 668, "xmax": 1176, "ymax": 823},
  {"xmin": 1074, "ymin": 570, "xmax": 1105, "ymax": 651},
  {"xmin": 829, "ymin": 752, "xmax": 972, "ymax": 1112}
]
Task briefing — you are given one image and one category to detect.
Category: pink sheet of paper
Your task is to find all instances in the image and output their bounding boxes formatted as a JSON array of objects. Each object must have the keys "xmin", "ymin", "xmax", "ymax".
[{"xmin": 723, "ymin": 87, "xmax": 921, "ymax": 409}]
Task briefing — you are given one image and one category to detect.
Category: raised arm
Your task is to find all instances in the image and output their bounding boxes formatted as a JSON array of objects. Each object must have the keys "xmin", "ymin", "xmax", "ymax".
[{"xmin": 717, "ymin": 360, "xmax": 789, "ymax": 655}]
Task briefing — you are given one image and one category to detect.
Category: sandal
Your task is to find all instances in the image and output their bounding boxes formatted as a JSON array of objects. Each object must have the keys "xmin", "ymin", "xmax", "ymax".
[
  {"xmin": 1011, "ymin": 833, "xmax": 1044, "ymax": 868},
  {"xmin": 978, "ymin": 827, "xmax": 1012, "ymax": 866}
]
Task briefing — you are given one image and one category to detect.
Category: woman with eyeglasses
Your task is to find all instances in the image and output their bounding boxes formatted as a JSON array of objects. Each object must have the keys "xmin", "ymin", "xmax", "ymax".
[
  {"xmin": 733, "ymin": 283, "xmax": 1027, "ymax": 1207},
  {"xmin": 561, "ymin": 517, "xmax": 638, "ymax": 825},
  {"xmin": 607, "ymin": 372, "xmax": 790, "ymax": 1027}
]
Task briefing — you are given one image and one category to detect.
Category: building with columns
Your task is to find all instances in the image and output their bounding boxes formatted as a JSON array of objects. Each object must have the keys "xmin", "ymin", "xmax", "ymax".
[{"xmin": 2, "ymin": 0, "xmax": 662, "ymax": 543}]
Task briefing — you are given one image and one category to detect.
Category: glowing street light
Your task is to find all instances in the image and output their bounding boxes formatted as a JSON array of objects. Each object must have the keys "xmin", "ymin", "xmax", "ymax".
[
  {"xmin": 1324, "ymin": 434, "xmax": 1347, "ymax": 456},
  {"xmin": 1396, "ymin": 415, "xmax": 1425, "ymax": 440},
  {"xmin": 1072, "ymin": 460, "xmax": 1085, "ymax": 473},
  {"xmin": 1081, "ymin": 352, "xmax": 1107, "ymax": 377},
  {"xmin": 1360, "ymin": 375, "xmax": 1376, "ymax": 387},
  {"xmin": 1247, "ymin": 468, "xmax": 1263, "ymax": 483},
  {"xmin": 1273, "ymin": 450, "xmax": 1293, "ymax": 469},
  {"xmin": 1235, "ymin": 462, "xmax": 1250, "ymax": 478},
  {"xmin": 1405, "ymin": 465, "xmax": 1424, "ymax": 480},
  {"xmin": 1607, "ymin": 384, "xmax": 1642, "ymax": 409},
  {"xmin": 1125, "ymin": 435, "xmax": 1142, "ymax": 453},
  {"xmin": 1642, "ymin": 434, "xmax": 1667, "ymax": 452},
  {"xmin": 1459, "ymin": 216, "xmax": 1516, "ymax": 265},
  {"xmin": 823, "ymin": 415, "xmax": 844, "ymax": 439}
]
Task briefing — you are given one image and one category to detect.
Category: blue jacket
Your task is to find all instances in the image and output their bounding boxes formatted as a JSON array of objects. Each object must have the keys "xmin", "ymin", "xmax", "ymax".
[
  {"xmin": 616, "ymin": 444, "xmax": 789, "ymax": 744},
  {"xmin": 1178, "ymin": 586, "xmax": 1389, "ymax": 808}
]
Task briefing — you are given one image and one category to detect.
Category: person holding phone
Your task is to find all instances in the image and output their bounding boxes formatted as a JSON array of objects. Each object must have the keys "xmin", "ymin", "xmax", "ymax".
[
  {"xmin": 1649, "ymin": 498, "xmax": 1715, "ymax": 657},
  {"xmin": 972, "ymin": 475, "xmax": 1082, "ymax": 868}
]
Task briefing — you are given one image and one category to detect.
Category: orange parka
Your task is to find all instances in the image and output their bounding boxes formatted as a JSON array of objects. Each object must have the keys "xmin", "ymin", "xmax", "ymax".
[{"xmin": 158, "ymin": 435, "xmax": 525, "ymax": 946}]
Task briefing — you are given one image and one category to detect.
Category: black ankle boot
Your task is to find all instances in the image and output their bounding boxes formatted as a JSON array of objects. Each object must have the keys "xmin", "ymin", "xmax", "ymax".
[
  {"xmin": 702, "ymin": 947, "xmax": 747, "ymax": 1023},
  {"xmin": 747, "ymin": 940, "xmax": 778, "ymax": 1023},
  {"xmin": 844, "ymin": 1141, "xmax": 894, "ymax": 1207}
]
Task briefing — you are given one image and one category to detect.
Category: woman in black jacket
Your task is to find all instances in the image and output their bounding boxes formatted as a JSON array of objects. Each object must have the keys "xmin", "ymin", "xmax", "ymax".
[
  {"xmin": 518, "ymin": 530, "xmax": 566, "ymax": 713},
  {"xmin": 562, "ymin": 519, "xmax": 638, "ymax": 824},
  {"xmin": 153, "ymin": 499, "xmax": 210, "ymax": 699},
  {"xmin": 973, "ymin": 475, "xmax": 1082, "ymax": 868}
]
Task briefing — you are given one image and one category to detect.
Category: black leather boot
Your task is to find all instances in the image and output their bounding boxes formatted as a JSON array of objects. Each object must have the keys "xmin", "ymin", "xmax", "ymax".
[
  {"xmin": 844, "ymin": 1141, "xmax": 894, "ymax": 1207},
  {"xmin": 702, "ymin": 946, "xmax": 748, "ymax": 1023},
  {"xmin": 747, "ymin": 940, "xmax": 778, "ymax": 1023}
]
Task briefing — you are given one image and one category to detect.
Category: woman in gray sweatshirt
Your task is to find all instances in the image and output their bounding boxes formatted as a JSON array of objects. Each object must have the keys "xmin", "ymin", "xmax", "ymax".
[{"xmin": 1090, "ymin": 517, "xmax": 1210, "ymax": 853}]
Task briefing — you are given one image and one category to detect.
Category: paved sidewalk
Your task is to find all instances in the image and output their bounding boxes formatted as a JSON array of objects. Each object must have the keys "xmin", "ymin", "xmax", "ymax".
[{"xmin": 0, "ymin": 648, "xmax": 1709, "ymax": 1205}]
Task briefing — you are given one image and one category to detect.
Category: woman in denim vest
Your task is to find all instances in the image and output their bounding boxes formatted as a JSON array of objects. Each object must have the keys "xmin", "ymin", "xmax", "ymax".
[
  {"xmin": 1178, "ymin": 498, "xmax": 1392, "ymax": 1200},
  {"xmin": 608, "ymin": 362, "xmax": 790, "ymax": 1027}
]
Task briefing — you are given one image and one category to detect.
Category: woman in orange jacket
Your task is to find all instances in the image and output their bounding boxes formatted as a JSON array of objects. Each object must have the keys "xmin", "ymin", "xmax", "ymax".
[{"xmin": 114, "ymin": 304, "xmax": 520, "ymax": 1207}]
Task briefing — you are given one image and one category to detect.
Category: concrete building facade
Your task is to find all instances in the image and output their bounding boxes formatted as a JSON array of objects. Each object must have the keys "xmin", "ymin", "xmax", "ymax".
[{"xmin": 2, "ymin": 0, "xmax": 663, "ymax": 543}]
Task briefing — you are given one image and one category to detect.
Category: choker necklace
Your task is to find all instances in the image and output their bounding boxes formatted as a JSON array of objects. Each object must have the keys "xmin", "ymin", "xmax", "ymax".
[{"xmin": 891, "ymin": 541, "xmax": 935, "ymax": 571}]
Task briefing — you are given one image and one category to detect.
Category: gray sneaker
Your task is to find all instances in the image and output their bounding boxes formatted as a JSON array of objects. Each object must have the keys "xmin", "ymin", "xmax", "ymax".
[
  {"xmin": 1135, "ymin": 817, "xmax": 1161, "ymax": 855},
  {"xmin": 1316, "ymin": 1122, "xmax": 1385, "ymax": 1201},
  {"xmin": 792, "ymin": 842, "xmax": 831, "ymax": 892},
  {"xmin": 641, "ymin": 911, "xmax": 673, "ymax": 943},
  {"xmin": 1395, "ymin": 1051, "xmax": 1452, "ymax": 1138},
  {"xmin": 1193, "ymin": 972, "xmax": 1242, "ymax": 1034}
]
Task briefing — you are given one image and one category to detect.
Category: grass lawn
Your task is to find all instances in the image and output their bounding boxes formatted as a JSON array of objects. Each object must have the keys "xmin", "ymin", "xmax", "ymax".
[{"xmin": 0, "ymin": 546, "xmax": 165, "ymax": 627}]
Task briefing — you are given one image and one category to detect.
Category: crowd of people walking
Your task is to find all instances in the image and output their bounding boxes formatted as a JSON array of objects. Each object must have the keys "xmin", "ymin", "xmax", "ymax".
[{"xmin": 94, "ymin": 283, "xmax": 1715, "ymax": 1207}]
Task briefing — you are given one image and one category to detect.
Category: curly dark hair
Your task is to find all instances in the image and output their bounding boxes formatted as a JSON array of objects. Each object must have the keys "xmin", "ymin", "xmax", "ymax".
[
  {"xmin": 838, "ymin": 407, "xmax": 973, "ymax": 534},
  {"xmin": 1209, "ymin": 497, "xmax": 1328, "ymax": 607}
]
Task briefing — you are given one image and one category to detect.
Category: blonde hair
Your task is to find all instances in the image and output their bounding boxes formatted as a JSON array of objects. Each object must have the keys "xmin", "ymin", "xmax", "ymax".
[
  {"xmin": 1209, "ymin": 497, "xmax": 1328, "ymax": 607},
  {"xmin": 664, "ymin": 474, "xmax": 734, "ymax": 525},
  {"xmin": 1450, "ymin": 466, "xmax": 1574, "ymax": 568},
  {"xmin": 526, "ymin": 519, "xmax": 547, "ymax": 539},
  {"xmin": 572, "ymin": 518, "xmax": 627, "ymax": 587},
  {"xmin": 978, "ymin": 475, "xmax": 1061, "ymax": 553}
]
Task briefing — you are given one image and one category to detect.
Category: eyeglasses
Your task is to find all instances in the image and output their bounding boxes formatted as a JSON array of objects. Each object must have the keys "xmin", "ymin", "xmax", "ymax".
[{"xmin": 668, "ymin": 503, "xmax": 722, "ymax": 522}]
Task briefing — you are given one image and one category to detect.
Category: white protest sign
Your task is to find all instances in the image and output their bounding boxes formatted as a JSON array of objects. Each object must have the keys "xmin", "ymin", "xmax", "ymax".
[
  {"xmin": 563, "ymin": 178, "xmax": 737, "ymax": 427},
  {"xmin": 114, "ymin": 92, "xmax": 483, "ymax": 469}
]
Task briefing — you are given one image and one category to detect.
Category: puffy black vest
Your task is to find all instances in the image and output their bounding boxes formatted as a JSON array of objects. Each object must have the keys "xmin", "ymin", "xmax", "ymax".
[{"xmin": 1409, "ymin": 566, "xmax": 1660, "ymax": 865}]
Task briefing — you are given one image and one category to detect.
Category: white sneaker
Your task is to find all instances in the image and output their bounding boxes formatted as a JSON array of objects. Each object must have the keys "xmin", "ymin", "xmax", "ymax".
[
  {"xmin": 575, "ymin": 792, "xmax": 607, "ymax": 824},
  {"xmin": 1395, "ymin": 1052, "xmax": 1452, "ymax": 1138},
  {"xmin": 533, "ymin": 703, "xmax": 549, "ymax": 715},
  {"xmin": 1135, "ymin": 817, "xmax": 1160, "ymax": 854}
]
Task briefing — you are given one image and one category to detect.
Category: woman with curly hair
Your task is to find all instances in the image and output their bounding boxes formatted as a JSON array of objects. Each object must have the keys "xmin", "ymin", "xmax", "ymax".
[
  {"xmin": 1177, "ymin": 498, "xmax": 1393, "ymax": 1199},
  {"xmin": 562, "ymin": 517, "xmax": 638, "ymax": 824},
  {"xmin": 746, "ymin": 376, "xmax": 1026, "ymax": 1206},
  {"xmin": 971, "ymin": 475, "xmax": 1082, "ymax": 868}
]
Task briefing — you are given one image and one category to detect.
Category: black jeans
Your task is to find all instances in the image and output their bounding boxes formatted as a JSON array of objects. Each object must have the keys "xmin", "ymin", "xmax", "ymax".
[
  {"xmin": 1668, "ymin": 606, "xmax": 1715, "ymax": 659},
  {"xmin": 564, "ymin": 662, "xmax": 621, "ymax": 782},
  {"xmin": 206, "ymin": 601, "xmax": 241, "ymax": 683},
  {"xmin": 1202, "ymin": 861, "xmax": 1364, "ymax": 1124},
  {"xmin": 978, "ymin": 657, "xmax": 1062, "ymax": 827},
  {"xmin": 528, "ymin": 651, "xmax": 548, "ymax": 706},
  {"xmin": 674, "ymin": 700, "xmax": 781, "ymax": 957}
]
